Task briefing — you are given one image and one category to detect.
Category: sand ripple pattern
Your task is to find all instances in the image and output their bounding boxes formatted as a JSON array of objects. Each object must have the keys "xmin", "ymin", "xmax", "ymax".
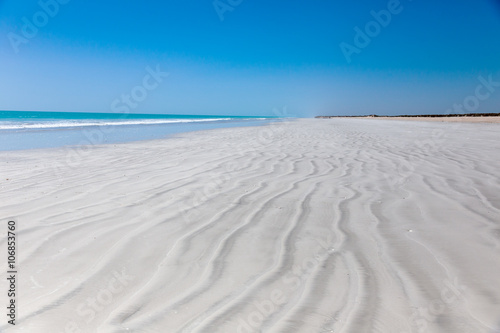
[{"xmin": 1, "ymin": 119, "xmax": 499, "ymax": 332}]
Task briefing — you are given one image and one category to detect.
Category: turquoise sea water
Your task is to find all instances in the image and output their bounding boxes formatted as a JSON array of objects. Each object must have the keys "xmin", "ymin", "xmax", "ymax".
[{"xmin": 0, "ymin": 111, "xmax": 276, "ymax": 150}]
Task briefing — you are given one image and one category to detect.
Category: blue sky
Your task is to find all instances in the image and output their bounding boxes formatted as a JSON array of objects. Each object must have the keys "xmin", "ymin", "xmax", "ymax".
[{"xmin": 1, "ymin": 0, "xmax": 500, "ymax": 117}]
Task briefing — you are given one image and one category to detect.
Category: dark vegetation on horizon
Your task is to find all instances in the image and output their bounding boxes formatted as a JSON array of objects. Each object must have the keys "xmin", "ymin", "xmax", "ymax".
[{"xmin": 316, "ymin": 113, "xmax": 500, "ymax": 118}]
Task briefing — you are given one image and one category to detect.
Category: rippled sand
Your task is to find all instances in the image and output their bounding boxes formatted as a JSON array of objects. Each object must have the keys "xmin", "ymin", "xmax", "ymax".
[{"xmin": 1, "ymin": 119, "xmax": 499, "ymax": 332}]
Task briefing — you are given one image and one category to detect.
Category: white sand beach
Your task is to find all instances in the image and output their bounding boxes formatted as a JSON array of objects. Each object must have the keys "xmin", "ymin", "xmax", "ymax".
[{"xmin": 1, "ymin": 119, "xmax": 500, "ymax": 333}]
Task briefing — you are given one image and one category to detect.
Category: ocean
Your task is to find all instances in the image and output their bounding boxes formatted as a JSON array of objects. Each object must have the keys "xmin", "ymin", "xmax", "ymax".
[{"xmin": 0, "ymin": 111, "xmax": 276, "ymax": 150}]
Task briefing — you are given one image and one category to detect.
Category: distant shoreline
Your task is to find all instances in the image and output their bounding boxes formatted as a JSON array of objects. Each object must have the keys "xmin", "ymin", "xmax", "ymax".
[{"xmin": 316, "ymin": 113, "xmax": 500, "ymax": 123}]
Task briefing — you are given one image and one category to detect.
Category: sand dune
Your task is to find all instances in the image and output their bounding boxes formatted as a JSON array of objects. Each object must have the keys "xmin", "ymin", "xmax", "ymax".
[{"xmin": 1, "ymin": 119, "xmax": 499, "ymax": 332}]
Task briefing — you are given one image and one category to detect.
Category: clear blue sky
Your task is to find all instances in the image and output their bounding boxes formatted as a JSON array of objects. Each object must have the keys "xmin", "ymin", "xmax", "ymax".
[{"xmin": 1, "ymin": 0, "xmax": 500, "ymax": 117}]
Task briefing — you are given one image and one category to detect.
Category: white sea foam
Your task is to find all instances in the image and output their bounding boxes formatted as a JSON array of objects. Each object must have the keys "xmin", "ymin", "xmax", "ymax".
[{"xmin": 0, "ymin": 118, "xmax": 236, "ymax": 130}]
